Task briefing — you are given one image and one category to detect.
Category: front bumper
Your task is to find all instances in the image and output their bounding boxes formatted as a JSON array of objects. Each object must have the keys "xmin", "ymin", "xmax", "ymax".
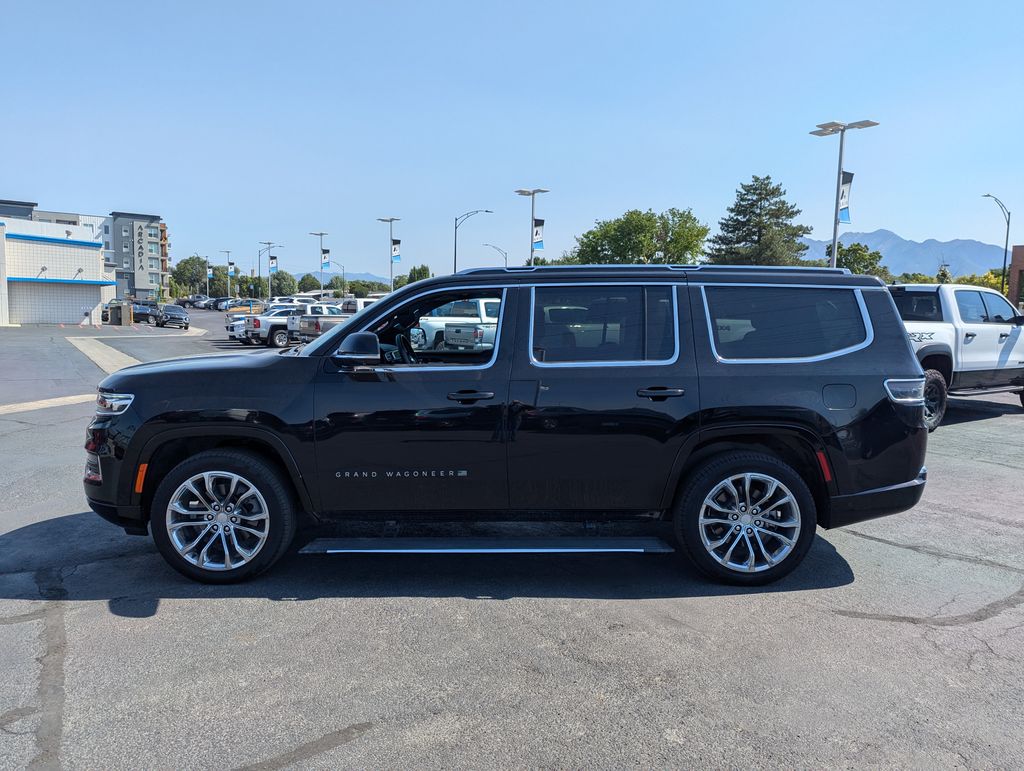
[{"xmin": 821, "ymin": 467, "xmax": 927, "ymax": 529}]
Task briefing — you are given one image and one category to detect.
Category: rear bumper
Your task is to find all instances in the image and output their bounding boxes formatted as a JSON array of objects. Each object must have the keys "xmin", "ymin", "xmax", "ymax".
[
  {"xmin": 87, "ymin": 497, "xmax": 148, "ymax": 535},
  {"xmin": 821, "ymin": 467, "xmax": 927, "ymax": 529}
]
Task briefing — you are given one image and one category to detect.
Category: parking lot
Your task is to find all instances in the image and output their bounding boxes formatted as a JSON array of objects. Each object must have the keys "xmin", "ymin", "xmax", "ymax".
[{"xmin": 1, "ymin": 310, "xmax": 1023, "ymax": 768}]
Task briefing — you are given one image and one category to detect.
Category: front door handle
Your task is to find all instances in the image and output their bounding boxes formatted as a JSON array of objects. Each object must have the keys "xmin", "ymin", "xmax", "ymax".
[
  {"xmin": 999, "ymin": 332, "xmax": 1010, "ymax": 341},
  {"xmin": 964, "ymin": 332, "xmax": 977, "ymax": 341},
  {"xmin": 637, "ymin": 387, "xmax": 686, "ymax": 401},
  {"xmin": 447, "ymin": 390, "xmax": 495, "ymax": 404}
]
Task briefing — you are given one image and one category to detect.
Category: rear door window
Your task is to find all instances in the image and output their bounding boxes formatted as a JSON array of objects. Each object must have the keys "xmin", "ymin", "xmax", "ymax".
[
  {"xmin": 703, "ymin": 286, "xmax": 868, "ymax": 361},
  {"xmin": 892, "ymin": 290, "xmax": 943, "ymax": 322},
  {"xmin": 531, "ymin": 285, "xmax": 676, "ymax": 364},
  {"xmin": 954, "ymin": 291, "xmax": 988, "ymax": 323}
]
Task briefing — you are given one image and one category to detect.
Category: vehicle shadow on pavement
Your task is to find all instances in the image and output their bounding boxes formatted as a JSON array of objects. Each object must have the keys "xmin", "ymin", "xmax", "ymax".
[
  {"xmin": 943, "ymin": 397, "xmax": 1022, "ymax": 426},
  {"xmin": 0, "ymin": 513, "xmax": 854, "ymax": 618}
]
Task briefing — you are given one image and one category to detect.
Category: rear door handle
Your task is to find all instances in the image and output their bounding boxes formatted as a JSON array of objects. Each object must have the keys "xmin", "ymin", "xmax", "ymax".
[
  {"xmin": 999, "ymin": 332, "xmax": 1010, "ymax": 341},
  {"xmin": 447, "ymin": 390, "xmax": 495, "ymax": 403},
  {"xmin": 637, "ymin": 387, "xmax": 686, "ymax": 401}
]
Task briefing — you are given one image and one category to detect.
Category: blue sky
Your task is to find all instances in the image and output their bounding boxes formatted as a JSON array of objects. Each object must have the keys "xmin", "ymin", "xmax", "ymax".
[{"xmin": 3, "ymin": 0, "xmax": 1022, "ymax": 279}]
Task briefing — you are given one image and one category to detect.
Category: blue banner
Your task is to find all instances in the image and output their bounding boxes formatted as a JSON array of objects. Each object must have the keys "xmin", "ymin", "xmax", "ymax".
[
  {"xmin": 533, "ymin": 218, "xmax": 545, "ymax": 250},
  {"xmin": 391, "ymin": 239, "xmax": 401, "ymax": 263},
  {"xmin": 838, "ymin": 171, "xmax": 853, "ymax": 224},
  {"xmin": 269, "ymin": 256, "xmax": 278, "ymax": 275}
]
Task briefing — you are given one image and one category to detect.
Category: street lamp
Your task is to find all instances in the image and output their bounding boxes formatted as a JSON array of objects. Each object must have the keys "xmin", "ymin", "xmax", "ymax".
[
  {"xmin": 453, "ymin": 209, "xmax": 492, "ymax": 273},
  {"xmin": 515, "ymin": 188, "xmax": 549, "ymax": 266},
  {"xmin": 377, "ymin": 217, "xmax": 400, "ymax": 291},
  {"xmin": 810, "ymin": 120, "xmax": 879, "ymax": 268},
  {"xmin": 310, "ymin": 231, "xmax": 328, "ymax": 294},
  {"xmin": 482, "ymin": 243, "xmax": 508, "ymax": 268},
  {"xmin": 982, "ymin": 194, "xmax": 1012, "ymax": 295},
  {"xmin": 220, "ymin": 250, "xmax": 232, "ymax": 298},
  {"xmin": 258, "ymin": 241, "xmax": 281, "ymax": 298},
  {"xmin": 326, "ymin": 260, "xmax": 346, "ymax": 296}
]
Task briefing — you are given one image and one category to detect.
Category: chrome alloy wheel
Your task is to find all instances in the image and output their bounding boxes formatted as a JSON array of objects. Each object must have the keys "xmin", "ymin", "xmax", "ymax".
[
  {"xmin": 165, "ymin": 471, "xmax": 270, "ymax": 571},
  {"xmin": 698, "ymin": 473, "xmax": 801, "ymax": 573}
]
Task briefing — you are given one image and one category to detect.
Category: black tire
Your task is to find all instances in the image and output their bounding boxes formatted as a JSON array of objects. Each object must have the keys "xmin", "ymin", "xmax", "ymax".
[
  {"xmin": 922, "ymin": 369, "xmax": 947, "ymax": 432},
  {"xmin": 150, "ymin": 449, "xmax": 298, "ymax": 583},
  {"xmin": 240, "ymin": 337, "xmax": 253, "ymax": 346},
  {"xmin": 673, "ymin": 451, "xmax": 817, "ymax": 586},
  {"xmin": 269, "ymin": 328, "xmax": 289, "ymax": 348},
  {"xmin": 184, "ymin": 324, "xmax": 189, "ymax": 330}
]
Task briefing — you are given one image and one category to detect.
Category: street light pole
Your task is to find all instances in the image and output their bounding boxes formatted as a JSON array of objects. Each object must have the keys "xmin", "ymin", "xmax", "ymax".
[
  {"xmin": 310, "ymin": 232, "xmax": 327, "ymax": 294},
  {"xmin": 515, "ymin": 188, "xmax": 549, "ymax": 265},
  {"xmin": 204, "ymin": 256, "xmax": 209, "ymax": 296},
  {"xmin": 482, "ymin": 243, "xmax": 508, "ymax": 268},
  {"xmin": 453, "ymin": 209, "xmax": 492, "ymax": 273},
  {"xmin": 810, "ymin": 121, "xmax": 879, "ymax": 268},
  {"xmin": 983, "ymin": 194, "xmax": 1012, "ymax": 295},
  {"xmin": 328, "ymin": 261, "xmax": 346, "ymax": 295},
  {"xmin": 220, "ymin": 250, "xmax": 231, "ymax": 298},
  {"xmin": 377, "ymin": 217, "xmax": 400, "ymax": 291}
]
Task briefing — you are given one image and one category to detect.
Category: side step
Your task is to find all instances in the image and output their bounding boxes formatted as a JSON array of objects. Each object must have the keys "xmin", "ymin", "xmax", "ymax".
[
  {"xmin": 299, "ymin": 536, "xmax": 675, "ymax": 555},
  {"xmin": 949, "ymin": 386, "xmax": 1024, "ymax": 397}
]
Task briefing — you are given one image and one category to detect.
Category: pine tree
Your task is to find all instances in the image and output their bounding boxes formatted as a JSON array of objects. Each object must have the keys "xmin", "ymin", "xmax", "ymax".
[{"xmin": 706, "ymin": 175, "xmax": 812, "ymax": 265}]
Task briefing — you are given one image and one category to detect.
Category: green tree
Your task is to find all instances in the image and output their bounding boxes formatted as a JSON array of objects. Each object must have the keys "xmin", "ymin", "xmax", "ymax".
[
  {"xmin": 171, "ymin": 255, "xmax": 210, "ymax": 293},
  {"xmin": 408, "ymin": 264, "xmax": 432, "ymax": 283},
  {"xmin": 297, "ymin": 273, "xmax": 321, "ymax": 292},
  {"xmin": 706, "ymin": 175, "xmax": 812, "ymax": 265},
  {"xmin": 896, "ymin": 272, "xmax": 935, "ymax": 284},
  {"xmin": 954, "ymin": 268, "xmax": 1004, "ymax": 291},
  {"xmin": 937, "ymin": 265, "xmax": 953, "ymax": 284},
  {"xmin": 826, "ymin": 242, "xmax": 893, "ymax": 282},
  {"xmin": 393, "ymin": 274, "xmax": 410, "ymax": 289},
  {"xmin": 570, "ymin": 208, "xmax": 708, "ymax": 265},
  {"xmin": 269, "ymin": 271, "xmax": 298, "ymax": 296}
]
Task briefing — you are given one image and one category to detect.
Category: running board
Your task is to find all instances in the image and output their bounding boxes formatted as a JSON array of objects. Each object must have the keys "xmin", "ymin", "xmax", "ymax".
[
  {"xmin": 300, "ymin": 536, "xmax": 675, "ymax": 555},
  {"xmin": 949, "ymin": 386, "xmax": 1024, "ymax": 396}
]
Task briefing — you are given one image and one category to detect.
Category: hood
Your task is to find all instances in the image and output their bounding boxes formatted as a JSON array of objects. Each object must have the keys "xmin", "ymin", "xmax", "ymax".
[{"xmin": 99, "ymin": 351, "xmax": 284, "ymax": 392}]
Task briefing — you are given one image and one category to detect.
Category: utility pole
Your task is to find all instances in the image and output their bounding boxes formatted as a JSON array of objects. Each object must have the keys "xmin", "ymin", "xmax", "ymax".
[
  {"xmin": 220, "ymin": 250, "xmax": 232, "ymax": 298},
  {"xmin": 482, "ymin": 243, "xmax": 509, "ymax": 268}
]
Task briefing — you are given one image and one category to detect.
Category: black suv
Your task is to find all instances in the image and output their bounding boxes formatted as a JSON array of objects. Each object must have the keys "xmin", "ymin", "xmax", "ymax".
[
  {"xmin": 156, "ymin": 304, "xmax": 190, "ymax": 329},
  {"xmin": 84, "ymin": 265, "xmax": 928, "ymax": 585}
]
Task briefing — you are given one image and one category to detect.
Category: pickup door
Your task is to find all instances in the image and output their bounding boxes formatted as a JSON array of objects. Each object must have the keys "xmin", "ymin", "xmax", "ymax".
[{"xmin": 952, "ymin": 289, "xmax": 1024, "ymax": 387}]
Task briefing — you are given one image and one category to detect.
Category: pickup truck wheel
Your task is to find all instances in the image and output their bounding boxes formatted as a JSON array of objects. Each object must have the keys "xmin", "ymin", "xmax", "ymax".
[
  {"xmin": 673, "ymin": 452, "xmax": 816, "ymax": 586},
  {"xmin": 240, "ymin": 336, "xmax": 253, "ymax": 345},
  {"xmin": 150, "ymin": 450, "xmax": 297, "ymax": 583},
  {"xmin": 269, "ymin": 329, "xmax": 289, "ymax": 348},
  {"xmin": 922, "ymin": 369, "xmax": 947, "ymax": 432}
]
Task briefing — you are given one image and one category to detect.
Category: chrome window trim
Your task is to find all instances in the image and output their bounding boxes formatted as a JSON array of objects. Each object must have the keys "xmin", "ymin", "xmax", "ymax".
[
  {"xmin": 700, "ymin": 285, "xmax": 874, "ymax": 365},
  {"xmin": 528, "ymin": 283, "xmax": 681, "ymax": 369},
  {"xmin": 352, "ymin": 285, "xmax": 512, "ymax": 374},
  {"xmin": 690, "ymin": 281, "xmax": 887, "ymax": 291}
]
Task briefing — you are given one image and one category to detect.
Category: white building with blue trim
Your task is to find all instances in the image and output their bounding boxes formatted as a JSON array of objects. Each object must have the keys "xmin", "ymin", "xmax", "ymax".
[{"xmin": 0, "ymin": 212, "xmax": 116, "ymax": 325}]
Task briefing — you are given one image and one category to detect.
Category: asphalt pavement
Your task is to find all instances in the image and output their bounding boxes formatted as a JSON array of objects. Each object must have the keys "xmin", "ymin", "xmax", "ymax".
[{"xmin": 1, "ymin": 311, "xmax": 1022, "ymax": 768}]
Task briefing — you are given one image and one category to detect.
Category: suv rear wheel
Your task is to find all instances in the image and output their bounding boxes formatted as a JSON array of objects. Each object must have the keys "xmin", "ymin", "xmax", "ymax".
[
  {"xmin": 150, "ymin": 449, "xmax": 297, "ymax": 583},
  {"xmin": 922, "ymin": 369, "xmax": 947, "ymax": 431},
  {"xmin": 673, "ymin": 452, "xmax": 817, "ymax": 585}
]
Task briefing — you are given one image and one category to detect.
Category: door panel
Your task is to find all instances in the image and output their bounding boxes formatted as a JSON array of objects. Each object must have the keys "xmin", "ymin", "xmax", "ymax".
[
  {"xmin": 982, "ymin": 291, "xmax": 1024, "ymax": 386},
  {"xmin": 507, "ymin": 284, "xmax": 699, "ymax": 510},
  {"xmin": 313, "ymin": 287, "xmax": 517, "ymax": 514},
  {"xmin": 953, "ymin": 290, "xmax": 1002, "ymax": 383}
]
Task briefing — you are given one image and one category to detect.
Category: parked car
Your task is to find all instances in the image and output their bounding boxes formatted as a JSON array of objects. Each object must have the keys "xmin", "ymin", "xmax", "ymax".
[
  {"xmin": 156, "ymin": 304, "xmax": 190, "ymax": 329},
  {"xmin": 212, "ymin": 297, "xmax": 242, "ymax": 311},
  {"xmin": 287, "ymin": 304, "xmax": 347, "ymax": 342},
  {"xmin": 225, "ymin": 304, "xmax": 294, "ymax": 344},
  {"xmin": 244, "ymin": 306, "xmax": 315, "ymax": 347},
  {"xmin": 179, "ymin": 294, "xmax": 210, "ymax": 308},
  {"xmin": 85, "ymin": 264, "xmax": 927, "ymax": 585},
  {"xmin": 293, "ymin": 298, "xmax": 378, "ymax": 342},
  {"xmin": 890, "ymin": 283, "xmax": 1024, "ymax": 429},
  {"xmin": 418, "ymin": 297, "xmax": 499, "ymax": 349},
  {"xmin": 130, "ymin": 301, "xmax": 159, "ymax": 324}
]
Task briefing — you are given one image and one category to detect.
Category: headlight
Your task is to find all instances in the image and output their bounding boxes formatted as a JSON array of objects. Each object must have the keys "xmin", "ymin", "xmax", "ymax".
[
  {"xmin": 884, "ymin": 378, "xmax": 925, "ymax": 405},
  {"xmin": 96, "ymin": 391, "xmax": 134, "ymax": 415}
]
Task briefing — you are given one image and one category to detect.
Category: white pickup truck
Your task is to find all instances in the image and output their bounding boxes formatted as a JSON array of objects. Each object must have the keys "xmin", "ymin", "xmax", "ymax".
[
  {"xmin": 245, "ymin": 304, "xmax": 322, "ymax": 347},
  {"xmin": 889, "ymin": 283, "xmax": 1024, "ymax": 429},
  {"xmin": 418, "ymin": 297, "xmax": 501, "ymax": 350}
]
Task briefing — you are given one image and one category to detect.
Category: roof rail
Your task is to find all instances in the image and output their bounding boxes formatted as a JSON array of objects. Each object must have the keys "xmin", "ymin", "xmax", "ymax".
[{"xmin": 457, "ymin": 264, "xmax": 850, "ymax": 276}]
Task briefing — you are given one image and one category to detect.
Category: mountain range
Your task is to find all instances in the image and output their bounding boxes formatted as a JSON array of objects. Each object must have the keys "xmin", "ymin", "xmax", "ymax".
[
  {"xmin": 799, "ymin": 229, "xmax": 1006, "ymax": 277},
  {"xmin": 288, "ymin": 270, "xmax": 390, "ymax": 285}
]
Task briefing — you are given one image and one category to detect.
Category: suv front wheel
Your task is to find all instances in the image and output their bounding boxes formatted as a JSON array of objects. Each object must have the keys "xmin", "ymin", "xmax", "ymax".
[
  {"xmin": 673, "ymin": 452, "xmax": 817, "ymax": 585},
  {"xmin": 150, "ymin": 449, "xmax": 297, "ymax": 583}
]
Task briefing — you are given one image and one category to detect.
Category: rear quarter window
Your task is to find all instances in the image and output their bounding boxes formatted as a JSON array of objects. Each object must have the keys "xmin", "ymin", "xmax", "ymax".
[
  {"xmin": 704, "ymin": 286, "xmax": 868, "ymax": 361},
  {"xmin": 891, "ymin": 290, "xmax": 943, "ymax": 322}
]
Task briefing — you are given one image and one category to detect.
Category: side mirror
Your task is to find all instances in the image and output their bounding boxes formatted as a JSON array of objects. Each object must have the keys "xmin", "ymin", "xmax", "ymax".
[
  {"xmin": 1014, "ymin": 315, "xmax": 1024, "ymax": 326},
  {"xmin": 332, "ymin": 332, "xmax": 380, "ymax": 366},
  {"xmin": 409, "ymin": 327, "xmax": 427, "ymax": 349}
]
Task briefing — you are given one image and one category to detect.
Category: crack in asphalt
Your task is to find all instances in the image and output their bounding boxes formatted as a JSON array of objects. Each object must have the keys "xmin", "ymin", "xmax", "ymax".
[
  {"xmin": 843, "ymin": 529, "xmax": 1024, "ymax": 575},
  {"xmin": 26, "ymin": 568, "xmax": 67, "ymax": 771},
  {"xmin": 232, "ymin": 721, "xmax": 374, "ymax": 771}
]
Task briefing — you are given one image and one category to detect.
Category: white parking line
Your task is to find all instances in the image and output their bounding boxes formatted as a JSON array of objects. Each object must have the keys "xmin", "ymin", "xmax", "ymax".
[
  {"xmin": 67, "ymin": 337, "xmax": 141, "ymax": 375},
  {"xmin": 0, "ymin": 393, "xmax": 96, "ymax": 416}
]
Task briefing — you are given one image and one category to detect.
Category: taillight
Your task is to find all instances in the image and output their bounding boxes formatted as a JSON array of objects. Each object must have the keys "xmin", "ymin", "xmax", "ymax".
[
  {"xmin": 884, "ymin": 378, "xmax": 925, "ymax": 405},
  {"xmin": 315, "ymin": 320, "xmax": 321, "ymax": 332},
  {"xmin": 253, "ymin": 319, "xmax": 260, "ymax": 328},
  {"xmin": 474, "ymin": 328, "xmax": 484, "ymax": 340}
]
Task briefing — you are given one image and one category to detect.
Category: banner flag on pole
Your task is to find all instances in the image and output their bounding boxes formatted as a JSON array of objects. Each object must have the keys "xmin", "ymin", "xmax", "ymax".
[
  {"xmin": 533, "ymin": 218, "xmax": 545, "ymax": 250},
  {"xmin": 838, "ymin": 171, "xmax": 854, "ymax": 224},
  {"xmin": 206, "ymin": 266, "xmax": 213, "ymax": 279},
  {"xmin": 321, "ymin": 248, "xmax": 330, "ymax": 268},
  {"xmin": 228, "ymin": 261, "xmax": 236, "ymax": 277},
  {"xmin": 391, "ymin": 239, "xmax": 401, "ymax": 263},
  {"xmin": 269, "ymin": 256, "xmax": 278, "ymax": 275}
]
